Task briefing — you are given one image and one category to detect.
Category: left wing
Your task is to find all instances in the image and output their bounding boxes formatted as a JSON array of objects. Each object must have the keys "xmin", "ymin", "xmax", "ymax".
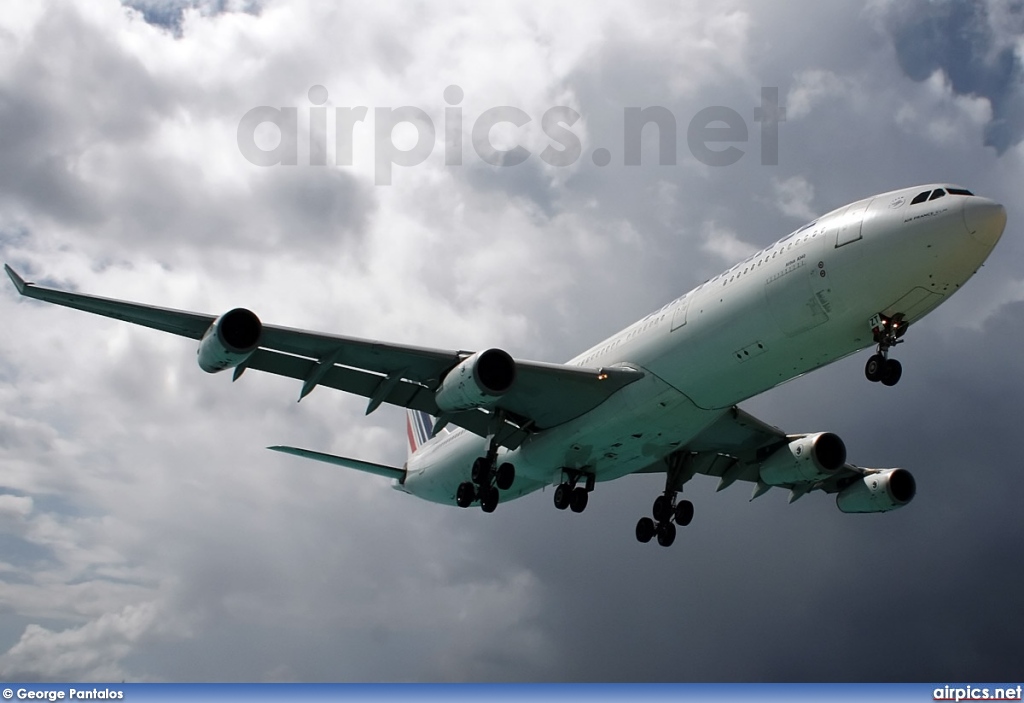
[{"xmin": 4, "ymin": 265, "xmax": 642, "ymax": 447}]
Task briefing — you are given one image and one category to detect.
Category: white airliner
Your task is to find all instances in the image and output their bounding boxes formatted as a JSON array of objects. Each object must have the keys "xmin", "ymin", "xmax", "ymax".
[{"xmin": 4, "ymin": 183, "xmax": 1007, "ymax": 547}]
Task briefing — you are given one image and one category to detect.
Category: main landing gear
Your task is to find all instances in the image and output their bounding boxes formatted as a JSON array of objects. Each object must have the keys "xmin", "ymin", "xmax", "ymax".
[
  {"xmin": 553, "ymin": 469, "xmax": 595, "ymax": 513},
  {"xmin": 635, "ymin": 493, "xmax": 693, "ymax": 547},
  {"xmin": 636, "ymin": 450, "xmax": 697, "ymax": 547},
  {"xmin": 864, "ymin": 313, "xmax": 906, "ymax": 387},
  {"xmin": 456, "ymin": 435, "xmax": 516, "ymax": 513}
]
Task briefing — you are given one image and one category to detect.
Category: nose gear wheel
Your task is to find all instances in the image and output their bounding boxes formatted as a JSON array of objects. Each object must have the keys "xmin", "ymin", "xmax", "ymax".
[{"xmin": 865, "ymin": 313, "xmax": 907, "ymax": 386}]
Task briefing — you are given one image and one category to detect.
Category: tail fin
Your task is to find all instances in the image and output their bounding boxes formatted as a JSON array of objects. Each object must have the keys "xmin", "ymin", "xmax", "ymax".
[{"xmin": 406, "ymin": 409, "xmax": 435, "ymax": 458}]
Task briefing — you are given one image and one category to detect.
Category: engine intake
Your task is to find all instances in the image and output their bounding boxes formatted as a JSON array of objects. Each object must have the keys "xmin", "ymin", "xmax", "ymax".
[
  {"xmin": 434, "ymin": 348, "xmax": 516, "ymax": 412},
  {"xmin": 197, "ymin": 308, "xmax": 262, "ymax": 373},
  {"xmin": 836, "ymin": 468, "xmax": 916, "ymax": 513},
  {"xmin": 759, "ymin": 432, "xmax": 846, "ymax": 486}
]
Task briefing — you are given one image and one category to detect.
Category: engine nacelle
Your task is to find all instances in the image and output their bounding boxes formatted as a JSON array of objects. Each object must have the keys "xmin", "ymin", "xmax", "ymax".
[
  {"xmin": 836, "ymin": 468, "xmax": 916, "ymax": 513},
  {"xmin": 434, "ymin": 348, "xmax": 516, "ymax": 412},
  {"xmin": 759, "ymin": 432, "xmax": 847, "ymax": 486},
  {"xmin": 196, "ymin": 308, "xmax": 262, "ymax": 373}
]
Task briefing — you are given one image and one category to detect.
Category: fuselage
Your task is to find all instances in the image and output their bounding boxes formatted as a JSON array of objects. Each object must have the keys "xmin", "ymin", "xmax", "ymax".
[{"xmin": 401, "ymin": 184, "xmax": 1007, "ymax": 505}]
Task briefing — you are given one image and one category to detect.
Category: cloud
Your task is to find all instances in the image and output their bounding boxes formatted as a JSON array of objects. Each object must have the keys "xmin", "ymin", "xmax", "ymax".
[
  {"xmin": 700, "ymin": 221, "xmax": 757, "ymax": 262},
  {"xmin": 123, "ymin": 0, "xmax": 262, "ymax": 35},
  {"xmin": 770, "ymin": 175, "xmax": 817, "ymax": 220},
  {"xmin": 0, "ymin": 0, "xmax": 1022, "ymax": 683},
  {"xmin": 0, "ymin": 602, "xmax": 173, "ymax": 681},
  {"xmin": 873, "ymin": 0, "xmax": 1024, "ymax": 152},
  {"xmin": 786, "ymin": 69, "xmax": 862, "ymax": 120}
]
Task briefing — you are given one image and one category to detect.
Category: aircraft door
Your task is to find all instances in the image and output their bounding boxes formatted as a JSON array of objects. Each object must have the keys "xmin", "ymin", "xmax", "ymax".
[
  {"xmin": 835, "ymin": 198, "xmax": 874, "ymax": 247},
  {"xmin": 670, "ymin": 292, "xmax": 690, "ymax": 331}
]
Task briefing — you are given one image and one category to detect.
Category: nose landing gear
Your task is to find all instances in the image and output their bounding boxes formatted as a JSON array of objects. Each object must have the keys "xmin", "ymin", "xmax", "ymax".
[{"xmin": 865, "ymin": 313, "xmax": 906, "ymax": 386}]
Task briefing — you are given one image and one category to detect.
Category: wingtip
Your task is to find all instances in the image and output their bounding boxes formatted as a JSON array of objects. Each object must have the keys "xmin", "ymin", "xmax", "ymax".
[{"xmin": 4, "ymin": 264, "xmax": 28, "ymax": 294}]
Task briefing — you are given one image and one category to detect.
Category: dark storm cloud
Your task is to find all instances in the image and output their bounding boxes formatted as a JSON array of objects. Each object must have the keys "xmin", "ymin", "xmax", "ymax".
[
  {"xmin": 884, "ymin": 0, "xmax": 1024, "ymax": 152},
  {"xmin": 448, "ymin": 297, "xmax": 1024, "ymax": 682}
]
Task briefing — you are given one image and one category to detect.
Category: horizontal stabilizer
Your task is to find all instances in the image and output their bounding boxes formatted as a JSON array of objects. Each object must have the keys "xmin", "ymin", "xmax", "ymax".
[{"xmin": 268, "ymin": 445, "xmax": 405, "ymax": 481}]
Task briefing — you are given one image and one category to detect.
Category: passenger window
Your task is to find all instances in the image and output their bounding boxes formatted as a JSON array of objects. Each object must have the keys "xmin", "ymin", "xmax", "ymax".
[
  {"xmin": 929, "ymin": 189, "xmax": 946, "ymax": 201},
  {"xmin": 910, "ymin": 190, "xmax": 931, "ymax": 205}
]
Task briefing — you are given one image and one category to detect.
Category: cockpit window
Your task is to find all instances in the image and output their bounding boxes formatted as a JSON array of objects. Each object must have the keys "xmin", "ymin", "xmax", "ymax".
[
  {"xmin": 947, "ymin": 187, "xmax": 974, "ymax": 196},
  {"xmin": 910, "ymin": 190, "xmax": 931, "ymax": 205},
  {"xmin": 928, "ymin": 189, "xmax": 946, "ymax": 201}
]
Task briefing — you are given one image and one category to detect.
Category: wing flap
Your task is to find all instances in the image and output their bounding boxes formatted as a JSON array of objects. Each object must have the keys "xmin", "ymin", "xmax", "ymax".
[
  {"xmin": 260, "ymin": 324, "xmax": 461, "ymax": 386},
  {"xmin": 244, "ymin": 348, "xmax": 531, "ymax": 449}
]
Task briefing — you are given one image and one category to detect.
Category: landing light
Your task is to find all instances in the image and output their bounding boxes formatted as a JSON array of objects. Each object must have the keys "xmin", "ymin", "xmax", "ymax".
[{"xmin": 597, "ymin": 373, "xmax": 609, "ymax": 380}]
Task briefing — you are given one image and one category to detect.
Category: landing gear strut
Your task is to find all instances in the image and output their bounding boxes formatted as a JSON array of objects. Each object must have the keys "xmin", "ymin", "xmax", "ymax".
[
  {"xmin": 456, "ymin": 419, "xmax": 516, "ymax": 512},
  {"xmin": 865, "ymin": 313, "xmax": 906, "ymax": 387},
  {"xmin": 553, "ymin": 469, "xmax": 594, "ymax": 513},
  {"xmin": 636, "ymin": 451, "xmax": 697, "ymax": 547}
]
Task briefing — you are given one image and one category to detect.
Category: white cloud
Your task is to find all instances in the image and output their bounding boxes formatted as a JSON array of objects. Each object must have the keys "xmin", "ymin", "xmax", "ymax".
[
  {"xmin": 0, "ymin": 602, "xmax": 174, "ymax": 681},
  {"xmin": 786, "ymin": 69, "xmax": 862, "ymax": 120},
  {"xmin": 0, "ymin": 0, "xmax": 1021, "ymax": 683},
  {"xmin": 894, "ymin": 70, "xmax": 994, "ymax": 146},
  {"xmin": 771, "ymin": 175, "xmax": 816, "ymax": 221},
  {"xmin": 700, "ymin": 221, "xmax": 757, "ymax": 262}
]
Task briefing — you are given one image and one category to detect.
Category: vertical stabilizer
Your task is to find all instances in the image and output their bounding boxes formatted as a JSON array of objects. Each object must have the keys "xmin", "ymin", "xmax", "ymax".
[{"xmin": 406, "ymin": 409, "xmax": 435, "ymax": 459}]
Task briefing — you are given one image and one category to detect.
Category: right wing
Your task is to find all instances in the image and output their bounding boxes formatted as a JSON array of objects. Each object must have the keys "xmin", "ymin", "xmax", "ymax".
[{"xmin": 5, "ymin": 265, "xmax": 642, "ymax": 448}]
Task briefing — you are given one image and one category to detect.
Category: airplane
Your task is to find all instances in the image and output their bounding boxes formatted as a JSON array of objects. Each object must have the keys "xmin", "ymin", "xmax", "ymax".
[{"xmin": 3, "ymin": 183, "xmax": 1007, "ymax": 547}]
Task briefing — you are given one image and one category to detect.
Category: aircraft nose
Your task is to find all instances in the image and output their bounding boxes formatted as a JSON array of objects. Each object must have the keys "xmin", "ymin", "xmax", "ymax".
[{"xmin": 963, "ymin": 198, "xmax": 1007, "ymax": 247}]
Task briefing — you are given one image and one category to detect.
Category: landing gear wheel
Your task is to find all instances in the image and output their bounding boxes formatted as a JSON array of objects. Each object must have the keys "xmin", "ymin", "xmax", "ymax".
[
  {"xmin": 553, "ymin": 483, "xmax": 571, "ymax": 510},
  {"xmin": 495, "ymin": 463, "xmax": 515, "ymax": 491},
  {"xmin": 865, "ymin": 354, "xmax": 885, "ymax": 383},
  {"xmin": 674, "ymin": 499, "xmax": 694, "ymax": 526},
  {"xmin": 480, "ymin": 486, "xmax": 499, "ymax": 513},
  {"xmin": 652, "ymin": 495, "xmax": 672, "ymax": 522},
  {"xmin": 570, "ymin": 487, "xmax": 589, "ymax": 513},
  {"xmin": 656, "ymin": 520, "xmax": 677, "ymax": 547},
  {"xmin": 471, "ymin": 457, "xmax": 489, "ymax": 485},
  {"xmin": 881, "ymin": 358, "xmax": 903, "ymax": 386},
  {"xmin": 456, "ymin": 482, "xmax": 476, "ymax": 508},
  {"xmin": 636, "ymin": 517, "xmax": 655, "ymax": 543}
]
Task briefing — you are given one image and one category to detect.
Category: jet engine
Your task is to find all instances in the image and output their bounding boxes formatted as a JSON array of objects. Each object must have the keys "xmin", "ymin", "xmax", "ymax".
[
  {"xmin": 434, "ymin": 348, "xmax": 516, "ymax": 412},
  {"xmin": 836, "ymin": 468, "xmax": 916, "ymax": 513},
  {"xmin": 196, "ymin": 308, "xmax": 262, "ymax": 373},
  {"xmin": 759, "ymin": 432, "xmax": 847, "ymax": 486}
]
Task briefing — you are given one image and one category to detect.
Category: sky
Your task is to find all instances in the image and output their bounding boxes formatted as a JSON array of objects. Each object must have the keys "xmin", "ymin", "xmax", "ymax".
[{"xmin": 0, "ymin": 0, "xmax": 1023, "ymax": 682}]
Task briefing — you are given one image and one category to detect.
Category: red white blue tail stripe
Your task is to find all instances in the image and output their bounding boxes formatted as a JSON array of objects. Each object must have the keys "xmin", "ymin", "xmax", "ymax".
[{"xmin": 406, "ymin": 409, "xmax": 434, "ymax": 457}]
